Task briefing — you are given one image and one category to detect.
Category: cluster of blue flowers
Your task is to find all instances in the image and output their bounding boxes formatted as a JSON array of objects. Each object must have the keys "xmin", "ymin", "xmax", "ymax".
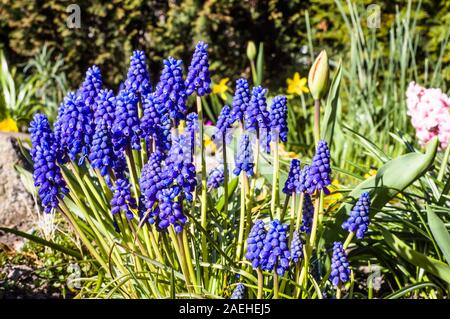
[
  {"xmin": 305, "ymin": 140, "xmax": 332, "ymax": 195},
  {"xmin": 342, "ymin": 192, "xmax": 371, "ymax": 239},
  {"xmin": 230, "ymin": 283, "xmax": 245, "ymax": 299},
  {"xmin": 29, "ymin": 114, "xmax": 68, "ymax": 213},
  {"xmin": 330, "ymin": 241, "xmax": 351, "ymax": 287},
  {"xmin": 29, "ymin": 43, "xmax": 212, "ymax": 234},
  {"xmin": 282, "ymin": 159, "xmax": 301, "ymax": 194},
  {"xmin": 233, "ymin": 134, "xmax": 254, "ymax": 177},
  {"xmin": 246, "ymin": 219, "xmax": 300, "ymax": 276},
  {"xmin": 207, "ymin": 166, "xmax": 225, "ymax": 189},
  {"xmin": 231, "ymin": 78, "xmax": 251, "ymax": 123}
]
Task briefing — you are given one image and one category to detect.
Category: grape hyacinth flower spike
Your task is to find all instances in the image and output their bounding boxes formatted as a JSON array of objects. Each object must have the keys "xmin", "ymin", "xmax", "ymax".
[
  {"xmin": 207, "ymin": 166, "xmax": 224, "ymax": 189},
  {"xmin": 260, "ymin": 220, "xmax": 290, "ymax": 276},
  {"xmin": 78, "ymin": 65, "xmax": 103, "ymax": 111},
  {"xmin": 233, "ymin": 134, "xmax": 254, "ymax": 177},
  {"xmin": 60, "ymin": 91, "xmax": 94, "ymax": 165},
  {"xmin": 185, "ymin": 41, "xmax": 211, "ymax": 97},
  {"xmin": 110, "ymin": 178, "xmax": 137, "ymax": 220},
  {"xmin": 212, "ymin": 105, "xmax": 233, "ymax": 145},
  {"xmin": 112, "ymin": 89, "xmax": 142, "ymax": 151},
  {"xmin": 89, "ymin": 119, "xmax": 116, "ymax": 177},
  {"xmin": 231, "ymin": 78, "xmax": 251, "ymax": 124},
  {"xmin": 283, "ymin": 159, "xmax": 301, "ymax": 195},
  {"xmin": 230, "ymin": 283, "xmax": 245, "ymax": 299},
  {"xmin": 29, "ymin": 114, "xmax": 68, "ymax": 213},
  {"xmin": 245, "ymin": 86, "xmax": 269, "ymax": 131},
  {"xmin": 305, "ymin": 140, "xmax": 332, "ymax": 195},
  {"xmin": 94, "ymin": 89, "xmax": 116, "ymax": 129},
  {"xmin": 245, "ymin": 220, "xmax": 267, "ymax": 269},
  {"xmin": 269, "ymin": 95, "xmax": 288, "ymax": 143},
  {"xmin": 342, "ymin": 192, "xmax": 371, "ymax": 239},
  {"xmin": 155, "ymin": 57, "xmax": 187, "ymax": 122},
  {"xmin": 290, "ymin": 230, "xmax": 304, "ymax": 263},
  {"xmin": 125, "ymin": 50, "xmax": 152, "ymax": 96},
  {"xmin": 330, "ymin": 241, "xmax": 351, "ymax": 287},
  {"xmin": 300, "ymin": 193, "xmax": 314, "ymax": 234}
]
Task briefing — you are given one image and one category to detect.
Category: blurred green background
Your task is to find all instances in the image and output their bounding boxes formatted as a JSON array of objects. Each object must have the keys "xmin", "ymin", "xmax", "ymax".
[{"xmin": 1, "ymin": 0, "xmax": 449, "ymax": 88}]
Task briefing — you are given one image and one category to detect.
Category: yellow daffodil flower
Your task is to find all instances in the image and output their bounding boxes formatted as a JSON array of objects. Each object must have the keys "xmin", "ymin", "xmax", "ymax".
[
  {"xmin": 212, "ymin": 78, "xmax": 230, "ymax": 100},
  {"xmin": 0, "ymin": 118, "xmax": 18, "ymax": 132},
  {"xmin": 323, "ymin": 178, "xmax": 344, "ymax": 211},
  {"xmin": 286, "ymin": 72, "xmax": 309, "ymax": 96},
  {"xmin": 364, "ymin": 169, "xmax": 377, "ymax": 179}
]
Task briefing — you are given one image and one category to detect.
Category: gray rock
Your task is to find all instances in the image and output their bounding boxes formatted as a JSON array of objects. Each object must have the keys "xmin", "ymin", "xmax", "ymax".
[{"xmin": 0, "ymin": 133, "xmax": 37, "ymax": 249}]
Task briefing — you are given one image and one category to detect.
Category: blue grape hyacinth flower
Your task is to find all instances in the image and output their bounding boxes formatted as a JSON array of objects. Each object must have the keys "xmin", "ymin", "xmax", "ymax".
[
  {"xmin": 300, "ymin": 193, "xmax": 314, "ymax": 234},
  {"xmin": 260, "ymin": 220, "xmax": 291, "ymax": 276},
  {"xmin": 110, "ymin": 178, "xmax": 137, "ymax": 220},
  {"xmin": 157, "ymin": 186, "xmax": 187, "ymax": 233},
  {"xmin": 233, "ymin": 134, "xmax": 254, "ymax": 177},
  {"xmin": 231, "ymin": 283, "xmax": 245, "ymax": 299},
  {"xmin": 125, "ymin": 50, "xmax": 152, "ymax": 96},
  {"xmin": 231, "ymin": 78, "xmax": 251, "ymax": 123},
  {"xmin": 305, "ymin": 140, "xmax": 332, "ymax": 195},
  {"xmin": 342, "ymin": 192, "xmax": 371, "ymax": 239},
  {"xmin": 207, "ymin": 166, "xmax": 224, "ymax": 189},
  {"xmin": 212, "ymin": 105, "xmax": 233, "ymax": 145},
  {"xmin": 269, "ymin": 95, "xmax": 288, "ymax": 143},
  {"xmin": 29, "ymin": 114, "xmax": 68, "ymax": 213},
  {"xmin": 78, "ymin": 65, "xmax": 102, "ymax": 112},
  {"xmin": 89, "ymin": 119, "xmax": 116, "ymax": 176},
  {"xmin": 245, "ymin": 220, "xmax": 267, "ymax": 269},
  {"xmin": 330, "ymin": 241, "xmax": 351, "ymax": 287},
  {"xmin": 185, "ymin": 41, "xmax": 211, "ymax": 96},
  {"xmin": 297, "ymin": 164, "xmax": 310, "ymax": 193},
  {"xmin": 112, "ymin": 90, "xmax": 142, "ymax": 151},
  {"xmin": 245, "ymin": 86, "xmax": 269, "ymax": 131},
  {"xmin": 60, "ymin": 91, "xmax": 94, "ymax": 165},
  {"xmin": 186, "ymin": 112, "xmax": 199, "ymax": 152},
  {"xmin": 155, "ymin": 57, "xmax": 187, "ymax": 122},
  {"xmin": 140, "ymin": 92, "xmax": 159, "ymax": 140},
  {"xmin": 94, "ymin": 89, "xmax": 116, "ymax": 129},
  {"xmin": 290, "ymin": 230, "xmax": 303, "ymax": 263},
  {"xmin": 283, "ymin": 159, "xmax": 301, "ymax": 194}
]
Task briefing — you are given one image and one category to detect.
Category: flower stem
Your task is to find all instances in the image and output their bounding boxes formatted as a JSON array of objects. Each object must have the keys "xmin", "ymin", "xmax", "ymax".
[
  {"xmin": 271, "ymin": 134, "xmax": 280, "ymax": 219},
  {"xmin": 197, "ymin": 96, "xmax": 209, "ymax": 286},
  {"xmin": 247, "ymin": 130, "xmax": 260, "ymax": 216},
  {"xmin": 236, "ymin": 172, "xmax": 247, "ymax": 262},
  {"xmin": 257, "ymin": 268, "xmax": 264, "ymax": 299},
  {"xmin": 313, "ymin": 99, "xmax": 321, "ymax": 146},
  {"xmin": 295, "ymin": 192, "xmax": 305, "ymax": 229},
  {"xmin": 273, "ymin": 272, "xmax": 279, "ymax": 299},
  {"xmin": 336, "ymin": 284, "xmax": 342, "ymax": 299},
  {"xmin": 343, "ymin": 232, "xmax": 354, "ymax": 250},
  {"xmin": 222, "ymin": 135, "xmax": 229, "ymax": 216}
]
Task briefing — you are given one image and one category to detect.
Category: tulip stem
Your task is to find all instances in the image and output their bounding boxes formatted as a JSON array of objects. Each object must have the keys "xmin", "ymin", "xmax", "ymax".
[{"xmin": 313, "ymin": 99, "xmax": 321, "ymax": 146}]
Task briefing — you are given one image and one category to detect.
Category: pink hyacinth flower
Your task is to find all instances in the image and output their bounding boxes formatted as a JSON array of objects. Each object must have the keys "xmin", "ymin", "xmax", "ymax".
[{"xmin": 406, "ymin": 81, "xmax": 450, "ymax": 149}]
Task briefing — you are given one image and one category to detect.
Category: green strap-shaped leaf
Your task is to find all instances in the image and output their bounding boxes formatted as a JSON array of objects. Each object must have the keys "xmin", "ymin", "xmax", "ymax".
[
  {"xmin": 427, "ymin": 205, "xmax": 450, "ymax": 266},
  {"xmin": 0, "ymin": 227, "xmax": 82, "ymax": 259},
  {"xmin": 321, "ymin": 61, "xmax": 342, "ymax": 147},
  {"xmin": 336, "ymin": 137, "xmax": 438, "ymax": 220},
  {"xmin": 381, "ymin": 228, "xmax": 450, "ymax": 284}
]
